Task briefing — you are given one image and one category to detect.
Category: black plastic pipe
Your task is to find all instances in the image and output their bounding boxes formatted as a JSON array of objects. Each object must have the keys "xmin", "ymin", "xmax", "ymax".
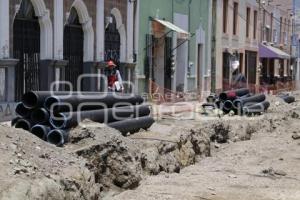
[
  {"xmin": 280, "ymin": 95, "xmax": 295, "ymax": 104},
  {"xmin": 50, "ymin": 105, "xmax": 151, "ymax": 129},
  {"xmin": 233, "ymin": 94, "xmax": 266, "ymax": 108},
  {"xmin": 47, "ymin": 129, "xmax": 69, "ymax": 147},
  {"xmin": 15, "ymin": 103, "xmax": 31, "ymax": 118},
  {"xmin": 44, "ymin": 93, "xmax": 144, "ymax": 113},
  {"xmin": 108, "ymin": 116, "xmax": 155, "ymax": 135},
  {"xmin": 31, "ymin": 108, "xmax": 50, "ymax": 124},
  {"xmin": 243, "ymin": 101, "xmax": 270, "ymax": 115},
  {"xmin": 22, "ymin": 91, "xmax": 112, "ymax": 109},
  {"xmin": 14, "ymin": 118, "xmax": 32, "ymax": 131},
  {"xmin": 11, "ymin": 117, "xmax": 21, "ymax": 127},
  {"xmin": 219, "ymin": 88, "xmax": 250, "ymax": 101},
  {"xmin": 215, "ymin": 99, "xmax": 221, "ymax": 109},
  {"xmin": 31, "ymin": 125, "xmax": 51, "ymax": 140},
  {"xmin": 238, "ymin": 93, "xmax": 251, "ymax": 99},
  {"xmin": 223, "ymin": 100, "xmax": 234, "ymax": 111}
]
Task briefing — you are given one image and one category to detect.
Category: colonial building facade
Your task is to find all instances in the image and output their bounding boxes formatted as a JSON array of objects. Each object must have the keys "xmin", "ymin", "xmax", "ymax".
[
  {"xmin": 214, "ymin": 0, "xmax": 260, "ymax": 92},
  {"xmin": 0, "ymin": 0, "xmax": 136, "ymax": 102},
  {"xmin": 134, "ymin": 0, "xmax": 212, "ymax": 99},
  {"xmin": 259, "ymin": 0, "xmax": 294, "ymax": 90}
]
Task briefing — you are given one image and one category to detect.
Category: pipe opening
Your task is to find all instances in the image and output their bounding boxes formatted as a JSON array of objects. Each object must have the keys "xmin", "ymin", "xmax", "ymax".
[
  {"xmin": 31, "ymin": 125, "xmax": 46, "ymax": 140},
  {"xmin": 50, "ymin": 113, "xmax": 66, "ymax": 129},
  {"xmin": 219, "ymin": 93, "xmax": 227, "ymax": 101},
  {"xmin": 15, "ymin": 119, "xmax": 31, "ymax": 131},
  {"xmin": 31, "ymin": 108, "xmax": 49, "ymax": 123},
  {"xmin": 45, "ymin": 96, "xmax": 59, "ymax": 111},
  {"xmin": 47, "ymin": 130, "xmax": 64, "ymax": 146},
  {"xmin": 15, "ymin": 103, "xmax": 30, "ymax": 117},
  {"xmin": 233, "ymin": 100, "xmax": 242, "ymax": 108},
  {"xmin": 224, "ymin": 101, "xmax": 233, "ymax": 110},
  {"xmin": 22, "ymin": 92, "xmax": 38, "ymax": 108},
  {"xmin": 11, "ymin": 117, "xmax": 20, "ymax": 127}
]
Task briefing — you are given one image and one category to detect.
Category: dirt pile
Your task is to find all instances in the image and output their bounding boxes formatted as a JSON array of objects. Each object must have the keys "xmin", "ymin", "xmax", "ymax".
[
  {"xmin": 0, "ymin": 124, "xmax": 101, "ymax": 200},
  {"xmin": 0, "ymin": 119, "xmax": 211, "ymax": 199},
  {"xmin": 66, "ymin": 121, "xmax": 143, "ymax": 192},
  {"xmin": 136, "ymin": 126, "xmax": 211, "ymax": 175},
  {"xmin": 111, "ymin": 94, "xmax": 300, "ymax": 200}
]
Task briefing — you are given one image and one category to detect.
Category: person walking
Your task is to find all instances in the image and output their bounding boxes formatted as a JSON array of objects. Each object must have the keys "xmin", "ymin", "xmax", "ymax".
[{"xmin": 105, "ymin": 60, "xmax": 124, "ymax": 92}]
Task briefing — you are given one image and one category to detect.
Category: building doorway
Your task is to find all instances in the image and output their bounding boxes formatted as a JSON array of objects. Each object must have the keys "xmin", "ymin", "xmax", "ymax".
[
  {"xmin": 197, "ymin": 44, "xmax": 203, "ymax": 94},
  {"xmin": 222, "ymin": 52, "xmax": 231, "ymax": 90},
  {"xmin": 175, "ymin": 39, "xmax": 188, "ymax": 92},
  {"xmin": 164, "ymin": 37, "xmax": 172, "ymax": 91},
  {"xmin": 64, "ymin": 8, "xmax": 84, "ymax": 90},
  {"xmin": 13, "ymin": 0, "xmax": 40, "ymax": 100},
  {"xmin": 245, "ymin": 51, "xmax": 257, "ymax": 85}
]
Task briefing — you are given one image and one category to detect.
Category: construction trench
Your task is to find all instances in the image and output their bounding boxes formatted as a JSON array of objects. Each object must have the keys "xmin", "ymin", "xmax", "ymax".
[{"xmin": 0, "ymin": 90, "xmax": 299, "ymax": 199}]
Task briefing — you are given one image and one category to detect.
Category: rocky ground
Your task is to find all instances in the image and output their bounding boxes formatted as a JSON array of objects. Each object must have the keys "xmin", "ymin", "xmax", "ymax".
[{"xmin": 0, "ymin": 92, "xmax": 300, "ymax": 200}]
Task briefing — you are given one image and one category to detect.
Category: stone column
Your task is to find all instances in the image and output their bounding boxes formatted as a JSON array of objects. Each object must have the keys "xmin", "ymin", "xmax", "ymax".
[
  {"xmin": 54, "ymin": 0, "xmax": 64, "ymax": 60},
  {"xmin": 0, "ymin": 0, "xmax": 18, "ymax": 102},
  {"xmin": 127, "ymin": 1, "xmax": 134, "ymax": 63},
  {"xmin": 0, "ymin": 59, "xmax": 18, "ymax": 102},
  {"xmin": 96, "ymin": 0, "xmax": 105, "ymax": 61},
  {"xmin": 0, "ymin": 0, "xmax": 9, "ymax": 59},
  {"xmin": 82, "ymin": 62, "xmax": 97, "ymax": 91}
]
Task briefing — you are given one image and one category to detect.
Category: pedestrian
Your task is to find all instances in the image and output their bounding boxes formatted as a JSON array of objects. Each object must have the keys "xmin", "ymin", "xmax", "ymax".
[{"xmin": 105, "ymin": 60, "xmax": 124, "ymax": 92}]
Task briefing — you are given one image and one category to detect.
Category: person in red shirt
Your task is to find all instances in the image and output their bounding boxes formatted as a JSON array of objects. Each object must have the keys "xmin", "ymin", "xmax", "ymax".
[{"xmin": 105, "ymin": 60, "xmax": 124, "ymax": 92}]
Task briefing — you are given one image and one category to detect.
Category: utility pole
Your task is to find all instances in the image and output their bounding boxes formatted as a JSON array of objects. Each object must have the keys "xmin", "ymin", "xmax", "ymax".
[
  {"xmin": 211, "ymin": 0, "xmax": 217, "ymax": 93},
  {"xmin": 257, "ymin": 0, "xmax": 263, "ymax": 93}
]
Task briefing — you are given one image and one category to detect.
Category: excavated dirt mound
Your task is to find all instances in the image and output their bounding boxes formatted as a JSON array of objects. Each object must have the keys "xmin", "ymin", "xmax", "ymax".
[
  {"xmin": 133, "ymin": 125, "xmax": 210, "ymax": 175},
  {"xmin": 66, "ymin": 121, "xmax": 143, "ymax": 193},
  {"xmin": 111, "ymin": 94, "xmax": 300, "ymax": 200},
  {"xmin": 0, "ymin": 124, "xmax": 101, "ymax": 200},
  {"xmin": 0, "ymin": 119, "xmax": 211, "ymax": 199}
]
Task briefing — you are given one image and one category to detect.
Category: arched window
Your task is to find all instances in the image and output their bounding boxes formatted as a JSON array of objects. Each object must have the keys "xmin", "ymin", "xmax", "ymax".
[
  {"xmin": 63, "ymin": 8, "xmax": 84, "ymax": 90},
  {"xmin": 105, "ymin": 15, "xmax": 120, "ymax": 62},
  {"xmin": 13, "ymin": 0, "xmax": 40, "ymax": 100}
]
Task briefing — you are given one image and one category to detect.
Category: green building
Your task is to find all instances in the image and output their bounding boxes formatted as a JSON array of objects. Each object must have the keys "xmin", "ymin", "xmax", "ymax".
[{"xmin": 135, "ymin": 0, "xmax": 212, "ymax": 98}]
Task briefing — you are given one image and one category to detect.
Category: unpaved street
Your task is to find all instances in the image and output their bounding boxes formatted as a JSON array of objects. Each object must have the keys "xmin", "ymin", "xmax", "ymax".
[
  {"xmin": 0, "ymin": 94, "xmax": 300, "ymax": 200},
  {"xmin": 113, "ymin": 97, "xmax": 300, "ymax": 200}
]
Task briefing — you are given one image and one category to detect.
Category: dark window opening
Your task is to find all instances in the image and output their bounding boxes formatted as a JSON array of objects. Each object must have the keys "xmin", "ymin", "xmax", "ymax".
[
  {"xmin": 246, "ymin": 7, "xmax": 250, "ymax": 38},
  {"xmin": 223, "ymin": 0, "xmax": 228, "ymax": 33},
  {"xmin": 233, "ymin": 2, "xmax": 238, "ymax": 35}
]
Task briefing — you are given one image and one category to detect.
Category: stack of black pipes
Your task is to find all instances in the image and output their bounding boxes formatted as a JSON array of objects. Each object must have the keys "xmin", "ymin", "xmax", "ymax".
[
  {"xmin": 215, "ymin": 88, "xmax": 270, "ymax": 116},
  {"xmin": 12, "ymin": 91, "xmax": 154, "ymax": 146}
]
